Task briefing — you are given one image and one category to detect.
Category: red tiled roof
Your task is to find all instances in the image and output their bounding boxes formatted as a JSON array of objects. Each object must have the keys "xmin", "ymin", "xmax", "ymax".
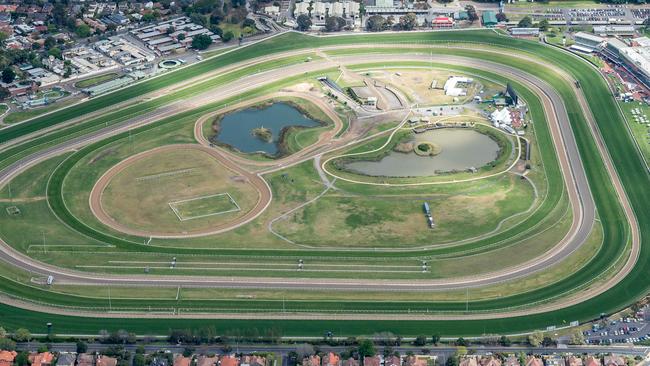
[{"xmin": 221, "ymin": 356, "xmax": 240, "ymax": 366}]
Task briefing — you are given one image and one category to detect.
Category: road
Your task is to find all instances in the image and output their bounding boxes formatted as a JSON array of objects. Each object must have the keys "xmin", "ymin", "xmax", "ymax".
[{"xmin": 0, "ymin": 47, "xmax": 636, "ymax": 320}]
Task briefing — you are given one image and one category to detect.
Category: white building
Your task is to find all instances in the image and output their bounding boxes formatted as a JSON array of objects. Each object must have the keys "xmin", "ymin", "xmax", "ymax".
[
  {"xmin": 573, "ymin": 32, "xmax": 605, "ymax": 53},
  {"xmin": 264, "ymin": 5, "xmax": 280, "ymax": 16},
  {"xmin": 490, "ymin": 108, "xmax": 512, "ymax": 126},
  {"xmin": 443, "ymin": 76, "xmax": 472, "ymax": 97}
]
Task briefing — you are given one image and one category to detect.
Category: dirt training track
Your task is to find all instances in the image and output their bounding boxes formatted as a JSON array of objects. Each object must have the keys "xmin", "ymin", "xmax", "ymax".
[{"xmin": 0, "ymin": 43, "xmax": 639, "ymax": 320}]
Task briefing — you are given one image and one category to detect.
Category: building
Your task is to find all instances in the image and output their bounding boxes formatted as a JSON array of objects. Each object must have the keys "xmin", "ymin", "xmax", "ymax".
[
  {"xmin": 384, "ymin": 356, "xmax": 401, "ymax": 366},
  {"xmin": 173, "ymin": 355, "xmax": 191, "ymax": 366},
  {"xmin": 57, "ymin": 354, "xmax": 77, "ymax": 366},
  {"xmin": 479, "ymin": 356, "xmax": 501, "ymax": 366},
  {"xmin": 0, "ymin": 351, "xmax": 17, "ymax": 366},
  {"xmin": 96, "ymin": 356, "xmax": 117, "ymax": 366},
  {"xmin": 303, "ymin": 356, "xmax": 321, "ymax": 366},
  {"xmin": 584, "ymin": 357, "xmax": 601, "ymax": 366},
  {"xmin": 263, "ymin": 5, "xmax": 280, "ymax": 16},
  {"xmin": 566, "ymin": 356, "xmax": 583, "ymax": 366},
  {"xmin": 197, "ymin": 356, "xmax": 218, "ymax": 366},
  {"xmin": 29, "ymin": 353, "xmax": 54, "ymax": 366},
  {"xmin": 524, "ymin": 357, "xmax": 542, "ymax": 366},
  {"xmin": 603, "ymin": 356, "xmax": 625, "ymax": 366},
  {"xmin": 459, "ymin": 357, "xmax": 478, "ymax": 366},
  {"xmin": 324, "ymin": 353, "xmax": 341, "ymax": 366},
  {"xmin": 363, "ymin": 356, "xmax": 380, "ymax": 366},
  {"xmin": 443, "ymin": 76, "xmax": 473, "ymax": 96},
  {"xmin": 510, "ymin": 27, "xmax": 539, "ymax": 36},
  {"xmin": 432, "ymin": 16, "xmax": 454, "ymax": 28},
  {"xmin": 77, "ymin": 354, "xmax": 95, "ymax": 366},
  {"xmin": 573, "ymin": 32, "xmax": 605, "ymax": 53},
  {"xmin": 593, "ymin": 25, "xmax": 635, "ymax": 37},
  {"xmin": 220, "ymin": 356, "xmax": 240, "ymax": 366},
  {"xmin": 503, "ymin": 356, "xmax": 519, "ymax": 366},
  {"xmin": 602, "ymin": 37, "xmax": 650, "ymax": 88},
  {"xmin": 482, "ymin": 11, "xmax": 498, "ymax": 27}
]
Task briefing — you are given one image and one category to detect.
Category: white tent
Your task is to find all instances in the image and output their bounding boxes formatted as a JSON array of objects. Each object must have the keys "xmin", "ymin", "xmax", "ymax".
[{"xmin": 490, "ymin": 108, "xmax": 512, "ymax": 126}]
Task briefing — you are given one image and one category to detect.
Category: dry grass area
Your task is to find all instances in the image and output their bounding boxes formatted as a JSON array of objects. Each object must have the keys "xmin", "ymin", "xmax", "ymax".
[
  {"xmin": 101, "ymin": 149, "xmax": 259, "ymax": 233},
  {"xmin": 367, "ymin": 70, "xmax": 492, "ymax": 105}
]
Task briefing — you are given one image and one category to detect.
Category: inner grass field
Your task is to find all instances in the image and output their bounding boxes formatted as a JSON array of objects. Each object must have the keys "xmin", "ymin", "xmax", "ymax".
[{"xmin": 101, "ymin": 148, "xmax": 257, "ymax": 233}]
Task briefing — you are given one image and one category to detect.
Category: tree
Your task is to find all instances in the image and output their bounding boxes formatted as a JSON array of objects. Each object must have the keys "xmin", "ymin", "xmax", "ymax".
[
  {"xmin": 325, "ymin": 16, "xmax": 346, "ymax": 32},
  {"xmin": 445, "ymin": 357, "xmax": 458, "ymax": 366},
  {"xmin": 455, "ymin": 337, "xmax": 468, "ymax": 347},
  {"xmin": 569, "ymin": 331, "xmax": 585, "ymax": 345},
  {"xmin": 465, "ymin": 5, "xmax": 478, "ymax": 22},
  {"xmin": 0, "ymin": 327, "xmax": 6, "ymax": 338},
  {"xmin": 527, "ymin": 331, "xmax": 543, "ymax": 347},
  {"xmin": 48, "ymin": 47, "xmax": 62, "ymax": 60},
  {"xmin": 76, "ymin": 341, "xmax": 88, "ymax": 353},
  {"xmin": 296, "ymin": 14, "xmax": 312, "ymax": 31},
  {"xmin": 517, "ymin": 16, "xmax": 533, "ymax": 28},
  {"xmin": 14, "ymin": 328, "xmax": 31, "ymax": 342},
  {"xmin": 0, "ymin": 338, "xmax": 16, "ymax": 351},
  {"xmin": 191, "ymin": 34, "xmax": 213, "ymax": 49},
  {"xmin": 44, "ymin": 36, "xmax": 56, "ymax": 49},
  {"xmin": 1, "ymin": 67, "xmax": 15, "ymax": 83},
  {"xmin": 366, "ymin": 15, "xmax": 387, "ymax": 32},
  {"xmin": 133, "ymin": 354, "xmax": 145, "ymax": 366},
  {"xmin": 413, "ymin": 335, "xmax": 427, "ymax": 346},
  {"xmin": 496, "ymin": 12, "xmax": 508, "ymax": 22},
  {"xmin": 15, "ymin": 352, "xmax": 29, "ymax": 366},
  {"xmin": 541, "ymin": 336, "xmax": 556, "ymax": 347},
  {"xmin": 221, "ymin": 31, "xmax": 234, "ymax": 43},
  {"xmin": 538, "ymin": 19, "xmax": 549, "ymax": 31},
  {"xmin": 75, "ymin": 24, "xmax": 92, "ymax": 38},
  {"xmin": 499, "ymin": 335, "xmax": 511, "ymax": 347},
  {"xmin": 398, "ymin": 13, "xmax": 417, "ymax": 30},
  {"xmin": 0, "ymin": 87, "xmax": 9, "ymax": 101},
  {"xmin": 358, "ymin": 339, "xmax": 376, "ymax": 358},
  {"xmin": 431, "ymin": 334, "xmax": 440, "ymax": 345}
]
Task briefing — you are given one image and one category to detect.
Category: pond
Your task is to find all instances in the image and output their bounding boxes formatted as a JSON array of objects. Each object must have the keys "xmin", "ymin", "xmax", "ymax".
[
  {"xmin": 344, "ymin": 129, "xmax": 501, "ymax": 177},
  {"xmin": 214, "ymin": 102, "xmax": 321, "ymax": 155}
]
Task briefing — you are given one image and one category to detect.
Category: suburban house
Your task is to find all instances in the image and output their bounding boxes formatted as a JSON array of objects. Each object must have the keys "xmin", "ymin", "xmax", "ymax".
[
  {"xmin": 221, "ymin": 356, "xmax": 241, "ymax": 366},
  {"xmin": 480, "ymin": 356, "xmax": 502, "ymax": 366},
  {"xmin": 460, "ymin": 357, "xmax": 479, "ymax": 366},
  {"xmin": 363, "ymin": 356, "xmax": 381, "ymax": 366},
  {"xmin": 57, "ymin": 353, "xmax": 77, "ymax": 366},
  {"xmin": 566, "ymin": 356, "xmax": 584, "ymax": 366},
  {"xmin": 197, "ymin": 356, "xmax": 219, "ymax": 366},
  {"xmin": 29, "ymin": 352, "xmax": 54, "ymax": 366},
  {"xmin": 0, "ymin": 351, "xmax": 17, "ymax": 366},
  {"xmin": 503, "ymin": 356, "xmax": 520, "ymax": 366},
  {"xmin": 584, "ymin": 356, "xmax": 602, "ymax": 366},
  {"xmin": 241, "ymin": 355, "xmax": 266, "ymax": 366},
  {"xmin": 385, "ymin": 356, "xmax": 401, "ymax": 366},
  {"xmin": 324, "ymin": 353, "xmax": 341, "ymax": 366},
  {"xmin": 77, "ymin": 353, "xmax": 95, "ymax": 366},
  {"xmin": 524, "ymin": 356, "xmax": 543, "ymax": 366},
  {"xmin": 603, "ymin": 356, "xmax": 626, "ymax": 366},
  {"xmin": 342, "ymin": 358, "xmax": 359, "ymax": 366},
  {"xmin": 304, "ymin": 356, "xmax": 321, "ymax": 366},
  {"xmin": 173, "ymin": 355, "xmax": 192, "ymax": 366},
  {"xmin": 96, "ymin": 355, "xmax": 118, "ymax": 366}
]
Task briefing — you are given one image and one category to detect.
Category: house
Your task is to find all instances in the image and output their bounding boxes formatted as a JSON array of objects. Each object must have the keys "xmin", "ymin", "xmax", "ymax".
[
  {"xmin": 524, "ymin": 357, "xmax": 543, "ymax": 366},
  {"xmin": 503, "ymin": 356, "xmax": 519, "ymax": 366},
  {"xmin": 364, "ymin": 357, "xmax": 380, "ymax": 366},
  {"xmin": 173, "ymin": 355, "xmax": 191, "ymax": 366},
  {"xmin": 584, "ymin": 357, "xmax": 601, "ymax": 366},
  {"xmin": 29, "ymin": 353, "xmax": 54, "ymax": 366},
  {"xmin": 481, "ymin": 11, "xmax": 497, "ymax": 27},
  {"xmin": 543, "ymin": 356, "xmax": 563, "ymax": 366},
  {"xmin": 432, "ymin": 16, "xmax": 454, "ymax": 28},
  {"xmin": 404, "ymin": 356, "xmax": 432, "ymax": 366},
  {"xmin": 57, "ymin": 353, "xmax": 78, "ymax": 366},
  {"xmin": 197, "ymin": 356, "xmax": 218, "ymax": 366},
  {"xmin": 221, "ymin": 356, "xmax": 240, "ymax": 366},
  {"xmin": 96, "ymin": 355, "xmax": 118, "ymax": 366},
  {"xmin": 304, "ymin": 356, "xmax": 321, "ymax": 366},
  {"xmin": 459, "ymin": 357, "xmax": 478, "ymax": 366},
  {"xmin": 479, "ymin": 356, "xmax": 501, "ymax": 366},
  {"xmin": 324, "ymin": 353, "xmax": 341, "ymax": 366},
  {"xmin": 566, "ymin": 356, "xmax": 583, "ymax": 366},
  {"xmin": 603, "ymin": 356, "xmax": 625, "ymax": 366},
  {"xmin": 0, "ymin": 351, "xmax": 17, "ymax": 366},
  {"xmin": 384, "ymin": 356, "xmax": 401, "ymax": 366},
  {"xmin": 241, "ymin": 356, "xmax": 266, "ymax": 366},
  {"xmin": 77, "ymin": 353, "xmax": 95, "ymax": 366},
  {"xmin": 342, "ymin": 359, "xmax": 359, "ymax": 366}
]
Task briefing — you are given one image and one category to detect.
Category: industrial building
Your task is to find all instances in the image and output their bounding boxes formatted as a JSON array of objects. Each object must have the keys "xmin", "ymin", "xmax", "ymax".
[
  {"xmin": 482, "ymin": 11, "xmax": 498, "ymax": 27},
  {"xmin": 601, "ymin": 36, "xmax": 650, "ymax": 89},
  {"xmin": 593, "ymin": 25, "xmax": 636, "ymax": 37}
]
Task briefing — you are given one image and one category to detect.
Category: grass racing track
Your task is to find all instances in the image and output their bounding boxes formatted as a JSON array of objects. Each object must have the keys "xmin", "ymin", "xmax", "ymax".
[{"xmin": 0, "ymin": 30, "xmax": 646, "ymax": 336}]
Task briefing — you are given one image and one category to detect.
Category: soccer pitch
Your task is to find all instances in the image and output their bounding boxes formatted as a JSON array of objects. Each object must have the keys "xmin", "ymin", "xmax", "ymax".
[{"xmin": 168, "ymin": 193, "xmax": 241, "ymax": 221}]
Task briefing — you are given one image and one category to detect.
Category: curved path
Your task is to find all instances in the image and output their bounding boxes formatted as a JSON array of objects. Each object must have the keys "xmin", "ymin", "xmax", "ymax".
[{"xmin": 0, "ymin": 49, "xmax": 638, "ymax": 319}]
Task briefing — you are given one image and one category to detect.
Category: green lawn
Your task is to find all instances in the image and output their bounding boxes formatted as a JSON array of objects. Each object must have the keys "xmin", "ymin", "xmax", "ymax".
[
  {"xmin": 74, "ymin": 73, "xmax": 120, "ymax": 88},
  {"xmin": 617, "ymin": 101, "xmax": 650, "ymax": 165}
]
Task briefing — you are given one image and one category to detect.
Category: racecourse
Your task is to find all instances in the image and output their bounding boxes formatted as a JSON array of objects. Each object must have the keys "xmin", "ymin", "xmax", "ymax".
[{"xmin": 0, "ymin": 30, "xmax": 645, "ymax": 336}]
